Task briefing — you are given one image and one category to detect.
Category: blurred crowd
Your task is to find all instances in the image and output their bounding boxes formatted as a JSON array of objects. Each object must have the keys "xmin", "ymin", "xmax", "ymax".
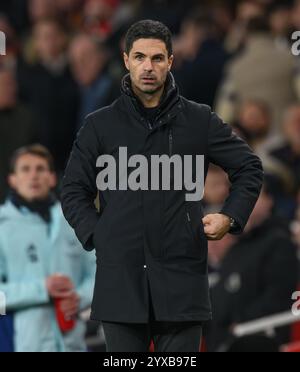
[{"xmin": 1, "ymin": 0, "xmax": 300, "ymax": 352}]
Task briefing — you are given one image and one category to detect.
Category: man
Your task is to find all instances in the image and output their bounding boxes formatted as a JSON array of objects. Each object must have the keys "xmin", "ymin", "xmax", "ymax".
[
  {"xmin": 0, "ymin": 145, "xmax": 95, "ymax": 352},
  {"xmin": 61, "ymin": 20, "xmax": 263, "ymax": 352},
  {"xmin": 206, "ymin": 186, "xmax": 298, "ymax": 352},
  {"xmin": 216, "ymin": 17, "xmax": 298, "ymax": 134},
  {"xmin": 0, "ymin": 66, "xmax": 37, "ymax": 203},
  {"xmin": 269, "ymin": 105, "xmax": 300, "ymax": 196},
  {"xmin": 18, "ymin": 18, "xmax": 79, "ymax": 173},
  {"xmin": 69, "ymin": 33, "xmax": 119, "ymax": 129}
]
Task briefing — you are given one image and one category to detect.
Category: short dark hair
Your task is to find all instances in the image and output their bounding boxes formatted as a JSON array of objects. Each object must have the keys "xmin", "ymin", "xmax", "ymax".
[
  {"xmin": 125, "ymin": 20, "xmax": 173, "ymax": 57},
  {"xmin": 10, "ymin": 144, "xmax": 55, "ymax": 173}
]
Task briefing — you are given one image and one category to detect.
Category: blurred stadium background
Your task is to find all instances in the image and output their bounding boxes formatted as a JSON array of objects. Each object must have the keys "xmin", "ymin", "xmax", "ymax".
[{"xmin": 1, "ymin": 0, "xmax": 300, "ymax": 352}]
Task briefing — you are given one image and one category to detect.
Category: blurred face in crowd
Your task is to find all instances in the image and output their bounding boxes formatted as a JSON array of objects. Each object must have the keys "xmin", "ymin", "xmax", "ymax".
[
  {"xmin": 123, "ymin": 39, "xmax": 173, "ymax": 100},
  {"xmin": 0, "ymin": 70, "xmax": 17, "ymax": 109},
  {"xmin": 237, "ymin": 0, "xmax": 264, "ymax": 22},
  {"xmin": 176, "ymin": 21, "xmax": 206, "ymax": 61},
  {"xmin": 238, "ymin": 101, "xmax": 271, "ymax": 138},
  {"xmin": 69, "ymin": 35, "xmax": 107, "ymax": 86},
  {"xmin": 283, "ymin": 106, "xmax": 300, "ymax": 151},
  {"xmin": 56, "ymin": 0, "xmax": 82, "ymax": 12},
  {"xmin": 204, "ymin": 167, "xmax": 229, "ymax": 206},
  {"xmin": 33, "ymin": 21, "xmax": 67, "ymax": 62},
  {"xmin": 9, "ymin": 155, "xmax": 56, "ymax": 202},
  {"xmin": 29, "ymin": 0, "xmax": 57, "ymax": 23},
  {"xmin": 269, "ymin": 7, "xmax": 292, "ymax": 36},
  {"xmin": 246, "ymin": 189, "xmax": 273, "ymax": 231},
  {"xmin": 84, "ymin": 0, "xmax": 117, "ymax": 23}
]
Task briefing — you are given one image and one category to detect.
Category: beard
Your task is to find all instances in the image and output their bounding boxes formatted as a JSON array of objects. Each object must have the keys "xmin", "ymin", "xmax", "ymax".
[{"xmin": 136, "ymin": 80, "xmax": 165, "ymax": 96}]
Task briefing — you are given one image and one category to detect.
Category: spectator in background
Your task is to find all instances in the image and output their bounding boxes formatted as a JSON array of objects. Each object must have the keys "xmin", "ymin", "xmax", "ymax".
[
  {"xmin": 135, "ymin": 0, "xmax": 197, "ymax": 34},
  {"xmin": 83, "ymin": 0, "xmax": 124, "ymax": 40},
  {"xmin": 0, "ymin": 66, "xmax": 37, "ymax": 203},
  {"xmin": 18, "ymin": 18, "xmax": 79, "ymax": 174},
  {"xmin": 224, "ymin": 0, "xmax": 265, "ymax": 54},
  {"xmin": 215, "ymin": 16, "xmax": 299, "ymax": 134},
  {"xmin": 28, "ymin": 0, "xmax": 58, "ymax": 25},
  {"xmin": 268, "ymin": 1, "xmax": 293, "ymax": 51},
  {"xmin": 173, "ymin": 12, "xmax": 229, "ymax": 107},
  {"xmin": 269, "ymin": 105, "xmax": 300, "ymax": 196},
  {"xmin": 232, "ymin": 102, "xmax": 297, "ymax": 217},
  {"xmin": 21, "ymin": 0, "xmax": 60, "ymax": 63},
  {"xmin": 233, "ymin": 100, "xmax": 271, "ymax": 152},
  {"xmin": 55, "ymin": 0, "xmax": 85, "ymax": 32},
  {"xmin": 206, "ymin": 185, "xmax": 298, "ymax": 352},
  {"xmin": 204, "ymin": 165, "xmax": 230, "ymax": 215},
  {"xmin": 69, "ymin": 33, "xmax": 118, "ymax": 128},
  {"xmin": 0, "ymin": 145, "xmax": 96, "ymax": 352}
]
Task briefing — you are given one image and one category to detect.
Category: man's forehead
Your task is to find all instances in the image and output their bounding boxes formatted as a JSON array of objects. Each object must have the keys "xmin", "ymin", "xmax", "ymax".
[
  {"xmin": 16, "ymin": 154, "xmax": 48, "ymax": 167},
  {"xmin": 131, "ymin": 38, "xmax": 168, "ymax": 55}
]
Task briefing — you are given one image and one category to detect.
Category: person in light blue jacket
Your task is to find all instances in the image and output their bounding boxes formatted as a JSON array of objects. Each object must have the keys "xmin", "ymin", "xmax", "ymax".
[{"xmin": 0, "ymin": 144, "xmax": 96, "ymax": 352}]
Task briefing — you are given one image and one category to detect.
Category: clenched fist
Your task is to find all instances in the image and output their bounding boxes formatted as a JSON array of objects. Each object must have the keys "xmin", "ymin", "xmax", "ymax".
[{"xmin": 202, "ymin": 214, "xmax": 231, "ymax": 241}]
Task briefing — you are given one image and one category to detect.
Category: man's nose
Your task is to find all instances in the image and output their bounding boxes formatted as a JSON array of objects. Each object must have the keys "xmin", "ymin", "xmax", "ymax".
[
  {"xmin": 29, "ymin": 169, "xmax": 39, "ymax": 178},
  {"xmin": 143, "ymin": 58, "xmax": 153, "ymax": 72}
]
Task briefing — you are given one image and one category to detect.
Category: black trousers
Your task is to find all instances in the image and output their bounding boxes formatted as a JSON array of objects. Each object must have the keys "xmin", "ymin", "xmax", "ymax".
[{"xmin": 102, "ymin": 278, "xmax": 202, "ymax": 352}]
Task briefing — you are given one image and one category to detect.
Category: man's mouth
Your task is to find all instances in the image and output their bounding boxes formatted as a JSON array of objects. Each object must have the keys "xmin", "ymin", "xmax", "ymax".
[{"xmin": 141, "ymin": 76, "xmax": 156, "ymax": 84}]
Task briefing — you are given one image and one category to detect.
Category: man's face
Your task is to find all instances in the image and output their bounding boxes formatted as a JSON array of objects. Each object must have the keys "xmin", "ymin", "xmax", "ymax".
[
  {"xmin": 123, "ymin": 38, "xmax": 173, "ymax": 95},
  {"xmin": 34, "ymin": 22, "xmax": 66, "ymax": 61},
  {"xmin": 239, "ymin": 103, "xmax": 270, "ymax": 137},
  {"xmin": 69, "ymin": 36, "xmax": 105, "ymax": 86},
  {"xmin": 9, "ymin": 154, "xmax": 56, "ymax": 201}
]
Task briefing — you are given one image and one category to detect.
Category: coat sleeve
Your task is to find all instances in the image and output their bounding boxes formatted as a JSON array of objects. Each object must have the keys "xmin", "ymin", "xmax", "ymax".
[
  {"xmin": 207, "ymin": 110, "xmax": 264, "ymax": 234},
  {"xmin": 0, "ymin": 240, "xmax": 49, "ymax": 311},
  {"xmin": 61, "ymin": 115, "xmax": 102, "ymax": 251}
]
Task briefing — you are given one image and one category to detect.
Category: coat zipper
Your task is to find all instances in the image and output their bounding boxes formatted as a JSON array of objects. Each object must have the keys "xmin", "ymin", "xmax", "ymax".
[{"xmin": 186, "ymin": 211, "xmax": 197, "ymax": 246}]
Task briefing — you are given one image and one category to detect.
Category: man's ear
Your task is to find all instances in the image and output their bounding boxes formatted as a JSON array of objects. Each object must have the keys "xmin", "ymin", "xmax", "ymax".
[
  {"xmin": 123, "ymin": 52, "xmax": 130, "ymax": 71},
  {"xmin": 50, "ymin": 172, "xmax": 57, "ymax": 189},
  {"xmin": 8, "ymin": 174, "xmax": 16, "ymax": 190},
  {"xmin": 168, "ymin": 55, "xmax": 174, "ymax": 71}
]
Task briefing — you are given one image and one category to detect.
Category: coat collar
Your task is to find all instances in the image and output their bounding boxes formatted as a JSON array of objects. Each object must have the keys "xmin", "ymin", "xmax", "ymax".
[{"xmin": 120, "ymin": 72, "xmax": 182, "ymax": 130}]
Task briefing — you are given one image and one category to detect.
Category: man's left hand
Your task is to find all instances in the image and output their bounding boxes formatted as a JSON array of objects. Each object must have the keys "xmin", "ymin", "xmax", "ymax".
[{"xmin": 202, "ymin": 214, "xmax": 231, "ymax": 241}]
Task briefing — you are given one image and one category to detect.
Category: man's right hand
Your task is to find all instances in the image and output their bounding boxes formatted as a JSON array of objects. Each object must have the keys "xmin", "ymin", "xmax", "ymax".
[{"xmin": 46, "ymin": 274, "xmax": 74, "ymax": 299}]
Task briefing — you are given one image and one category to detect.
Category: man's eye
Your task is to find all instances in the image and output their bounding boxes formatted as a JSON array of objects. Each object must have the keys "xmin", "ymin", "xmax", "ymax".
[
  {"xmin": 154, "ymin": 57, "xmax": 163, "ymax": 62},
  {"xmin": 136, "ymin": 55, "xmax": 144, "ymax": 61}
]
